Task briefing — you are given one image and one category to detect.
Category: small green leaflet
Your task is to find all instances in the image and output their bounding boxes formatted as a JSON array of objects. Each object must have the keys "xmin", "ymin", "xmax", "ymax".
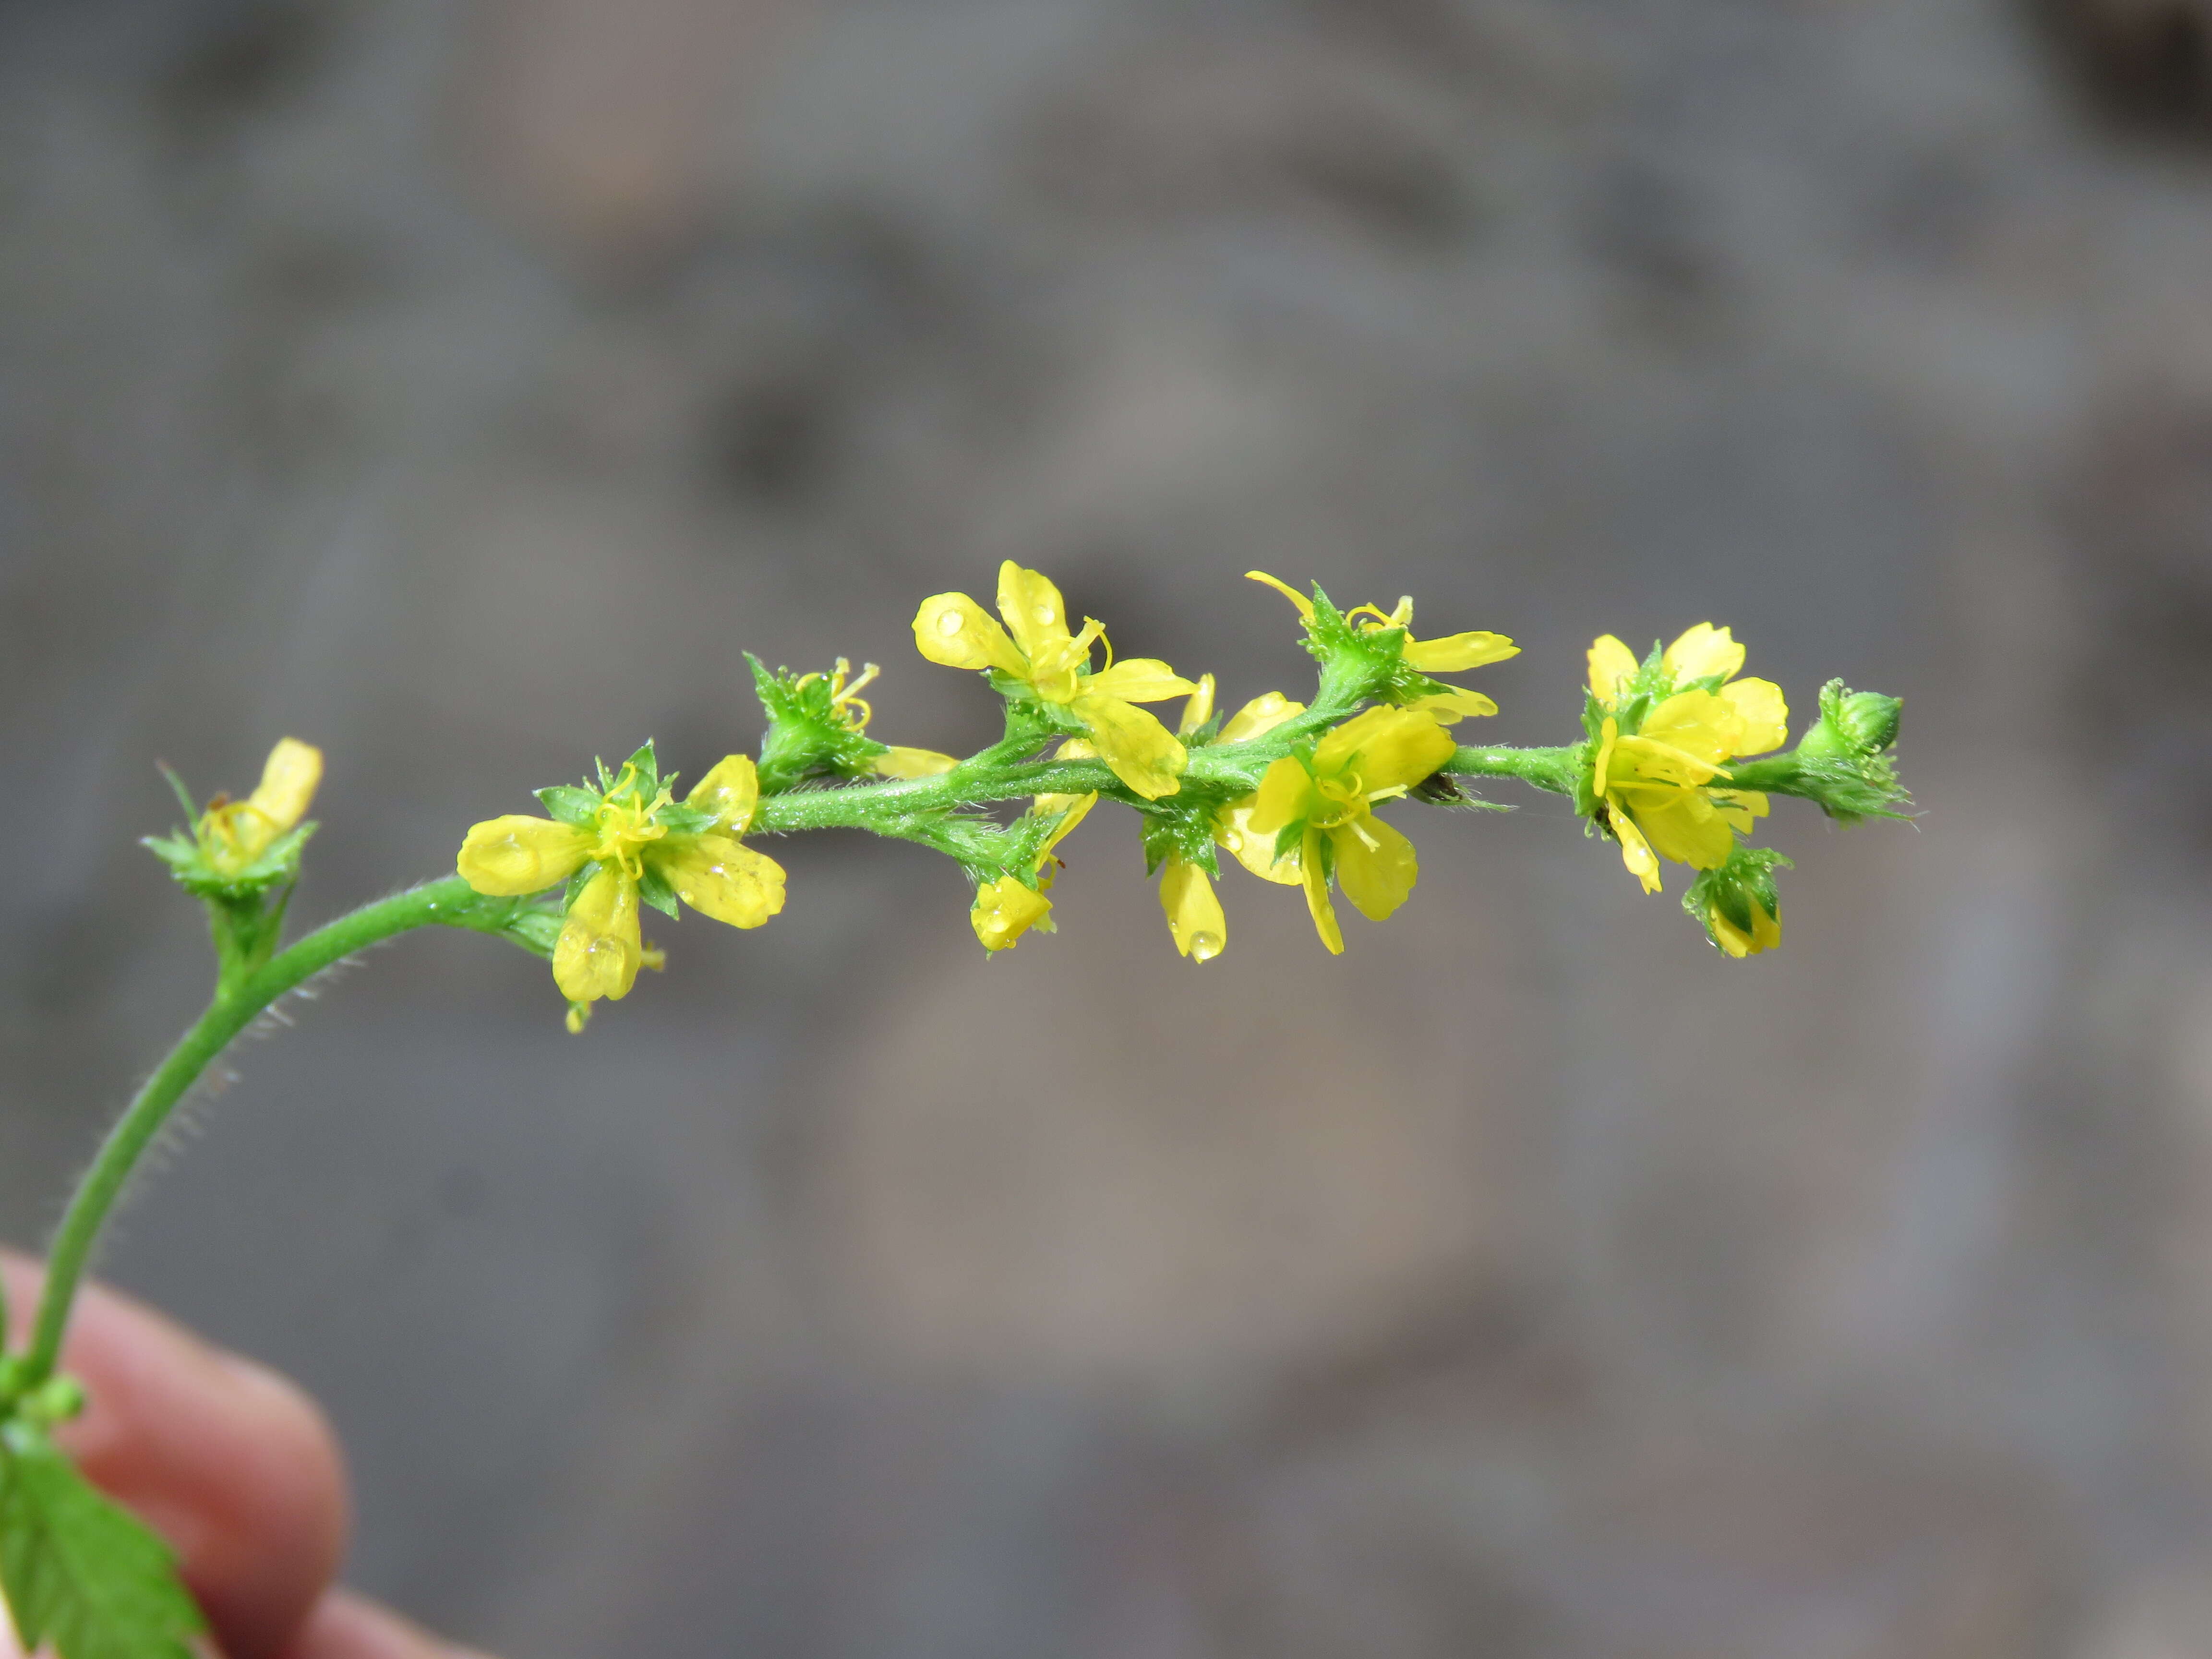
[{"xmin": 0, "ymin": 1424, "xmax": 204, "ymax": 1659}]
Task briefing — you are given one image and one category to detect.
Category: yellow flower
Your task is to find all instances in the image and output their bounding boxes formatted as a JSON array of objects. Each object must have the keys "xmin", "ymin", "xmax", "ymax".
[
  {"xmin": 798, "ymin": 657, "xmax": 958, "ymax": 779},
  {"xmin": 1704, "ymin": 890, "xmax": 1781, "ymax": 958},
  {"xmin": 1245, "ymin": 706, "xmax": 1455, "ymax": 954},
  {"xmin": 199, "ymin": 737, "xmax": 323, "ymax": 877},
  {"xmin": 914, "ymin": 562, "xmax": 1196, "ymax": 799},
  {"xmin": 1210, "ymin": 691, "xmax": 1310, "ymax": 885},
  {"xmin": 1246, "ymin": 571, "xmax": 1517, "ymax": 723},
  {"xmin": 1158, "ymin": 854, "xmax": 1226, "ymax": 962},
  {"xmin": 1585, "ymin": 625, "xmax": 1789, "ymax": 894},
  {"xmin": 457, "ymin": 751, "xmax": 785, "ymax": 1014},
  {"xmin": 970, "ymin": 788, "xmax": 1094, "ymax": 952}
]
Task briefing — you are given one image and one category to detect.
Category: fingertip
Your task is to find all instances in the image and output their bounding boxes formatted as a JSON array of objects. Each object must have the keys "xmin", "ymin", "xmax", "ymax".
[
  {"xmin": 283, "ymin": 1590, "xmax": 497, "ymax": 1659},
  {"xmin": 0, "ymin": 1250, "xmax": 349, "ymax": 1659}
]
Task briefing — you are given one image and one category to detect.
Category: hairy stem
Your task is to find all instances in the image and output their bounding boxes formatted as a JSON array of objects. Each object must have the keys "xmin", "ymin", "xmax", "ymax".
[
  {"xmin": 1441, "ymin": 744, "xmax": 1582, "ymax": 796},
  {"xmin": 17, "ymin": 877, "xmax": 518, "ymax": 1390}
]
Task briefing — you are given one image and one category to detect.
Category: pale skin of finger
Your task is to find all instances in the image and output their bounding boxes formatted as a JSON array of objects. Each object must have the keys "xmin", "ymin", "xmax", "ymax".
[{"xmin": 0, "ymin": 1252, "xmax": 494, "ymax": 1659}]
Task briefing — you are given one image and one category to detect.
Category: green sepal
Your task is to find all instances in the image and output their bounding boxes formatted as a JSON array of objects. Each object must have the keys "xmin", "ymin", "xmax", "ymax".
[
  {"xmin": 1682, "ymin": 847, "xmax": 1793, "ymax": 948},
  {"xmin": 496, "ymin": 905, "xmax": 565, "ymax": 958},
  {"xmin": 636, "ymin": 863, "xmax": 682, "ymax": 920},
  {"xmin": 615, "ymin": 742, "xmax": 661, "ymax": 797},
  {"xmin": 563, "ymin": 860, "xmax": 602, "ymax": 911},
  {"xmin": 1735, "ymin": 680, "xmax": 1910, "ymax": 825},
  {"xmin": 0, "ymin": 1420, "xmax": 207, "ymax": 1659},
  {"xmin": 143, "ymin": 822, "xmax": 317, "ymax": 903},
  {"xmin": 653, "ymin": 804, "xmax": 718, "ymax": 836},
  {"xmin": 1410, "ymin": 771, "xmax": 1509, "ymax": 810},
  {"xmin": 536, "ymin": 786, "xmax": 599, "ymax": 827},
  {"xmin": 750, "ymin": 654, "xmax": 893, "ymax": 791},
  {"xmin": 1138, "ymin": 806, "xmax": 1222, "ymax": 878}
]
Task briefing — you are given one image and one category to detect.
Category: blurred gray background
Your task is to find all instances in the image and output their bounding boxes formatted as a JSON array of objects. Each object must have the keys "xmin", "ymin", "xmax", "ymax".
[{"xmin": 3, "ymin": 0, "xmax": 2211, "ymax": 1653}]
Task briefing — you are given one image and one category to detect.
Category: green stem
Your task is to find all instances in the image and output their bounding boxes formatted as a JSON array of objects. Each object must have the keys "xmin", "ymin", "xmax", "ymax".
[
  {"xmin": 1443, "ymin": 744, "xmax": 1583, "ymax": 796},
  {"xmin": 16, "ymin": 877, "xmax": 517, "ymax": 1390}
]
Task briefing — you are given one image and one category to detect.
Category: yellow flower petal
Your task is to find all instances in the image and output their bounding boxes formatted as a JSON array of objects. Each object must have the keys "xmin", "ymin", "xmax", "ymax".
[
  {"xmin": 914, "ymin": 591, "xmax": 1027, "ymax": 676},
  {"xmin": 1403, "ymin": 686, "xmax": 1498, "ymax": 725},
  {"xmin": 1709, "ymin": 789, "xmax": 1770, "ymax": 833},
  {"xmin": 657, "ymin": 834, "xmax": 786, "ymax": 929},
  {"xmin": 1587, "ymin": 636, "xmax": 1639, "ymax": 706},
  {"xmin": 1312, "ymin": 706, "xmax": 1455, "ymax": 791},
  {"xmin": 971, "ymin": 876, "xmax": 1053, "ymax": 950},
  {"xmin": 686, "ymin": 754, "xmax": 761, "ymax": 833},
  {"xmin": 247, "ymin": 738, "xmax": 323, "ymax": 834},
  {"xmin": 1607, "ymin": 806, "xmax": 1662, "ymax": 894},
  {"xmin": 1246, "ymin": 570, "xmax": 1316, "ymax": 621},
  {"xmin": 1300, "ymin": 830, "xmax": 1345, "ymax": 954},
  {"xmin": 1176, "ymin": 673, "xmax": 1216, "ymax": 736},
  {"xmin": 1631, "ymin": 794, "xmax": 1736, "ymax": 870},
  {"xmin": 875, "ymin": 746, "xmax": 960, "ymax": 779},
  {"xmin": 1709, "ymin": 896, "xmax": 1781, "ymax": 957},
  {"xmin": 1661, "ymin": 623, "xmax": 1744, "ymax": 685},
  {"xmin": 1593, "ymin": 715, "xmax": 1619, "ymax": 796},
  {"xmin": 1036, "ymin": 793, "xmax": 1097, "ymax": 860},
  {"xmin": 1219, "ymin": 691, "xmax": 1305, "ymax": 743},
  {"xmin": 1401, "ymin": 631, "xmax": 1518, "ymax": 673},
  {"xmin": 1214, "ymin": 797, "xmax": 1304, "ymax": 884},
  {"xmin": 1070, "ymin": 693, "xmax": 1186, "ymax": 799},
  {"xmin": 1159, "ymin": 856, "xmax": 1226, "ymax": 962},
  {"xmin": 1331, "ymin": 814, "xmax": 1419, "ymax": 922},
  {"xmin": 553, "ymin": 867, "xmax": 644, "ymax": 1002},
  {"xmin": 1718, "ymin": 678, "xmax": 1789, "ymax": 756},
  {"xmin": 1085, "ymin": 658, "xmax": 1197, "ymax": 704},
  {"xmin": 996, "ymin": 562, "xmax": 1072, "ymax": 664},
  {"xmin": 1636, "ymin": 691, "xmax": 1736, "ymax": 769},
  {"xmin": 1247, "ymin": 754, "xmax": 1314, "ymax": 838},
  {"xmin": 457, "ymin": 815, "xmax": 593, "ymax": 896}
]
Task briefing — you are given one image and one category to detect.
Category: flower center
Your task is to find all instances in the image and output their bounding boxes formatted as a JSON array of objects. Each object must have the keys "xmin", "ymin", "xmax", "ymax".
[{"xmin": 589, "ymin": 774, "xmax": 672, "ymax": 878}]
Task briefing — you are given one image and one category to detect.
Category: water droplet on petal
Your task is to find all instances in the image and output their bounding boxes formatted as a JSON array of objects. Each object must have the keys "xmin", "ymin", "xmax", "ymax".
[
  {"xmin": 936, "ymin": 608, "xmax": 965, "ymax": 637},
  {"xmin": 1189, "ymin": 931, "xmax": 1224, "ymax": 962}
]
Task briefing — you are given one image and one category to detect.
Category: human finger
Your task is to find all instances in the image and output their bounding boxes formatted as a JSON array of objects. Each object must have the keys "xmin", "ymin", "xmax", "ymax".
[{"xmin": 0, "ymin": 1250, "xmax": 349, "ymax": 1659}]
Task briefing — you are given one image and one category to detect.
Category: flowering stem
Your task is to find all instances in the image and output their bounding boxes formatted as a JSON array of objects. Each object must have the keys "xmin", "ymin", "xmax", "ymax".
[
  {"xmin": 13, "ymin": 877, "xmax": 531, "ymax": 1393},
  {"xmin": 1443, "ymin": 744, "xmax": 1582, "ymax": 795}
]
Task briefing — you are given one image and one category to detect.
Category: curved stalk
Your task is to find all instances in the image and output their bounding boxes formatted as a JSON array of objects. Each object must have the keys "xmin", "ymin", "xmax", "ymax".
[{"xmin": 17, "ymin": 878, "xmax": 515, "ymax": 1390}]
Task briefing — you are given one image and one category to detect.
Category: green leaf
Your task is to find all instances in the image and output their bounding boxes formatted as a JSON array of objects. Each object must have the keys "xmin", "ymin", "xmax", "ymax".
[
  {"xmin": 535, "ymin": 786, "xmax": 600, "ymax": 827},
  {"xmin": 0, "ymin": 1424, "xmax": 205, "ymax": 1659}
]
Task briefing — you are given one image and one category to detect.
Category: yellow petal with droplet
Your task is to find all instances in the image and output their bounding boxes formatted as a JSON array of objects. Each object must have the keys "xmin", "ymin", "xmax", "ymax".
[
  {"xmin": 996, "ymin": 563, "xmax": 1072, "ymax": 663},
  {"xmin": 971, "ymin": 876, "xmax": 1053, "ymax": 950},
  {"xmin": 553, "ymin": 867, "xmax": 644, "ymax": 1002},
  {"xmin": 1608, "ymin": 806, "xmax": 1662, "ymax": 895},
  {"xmin": 457, "ymin": 815, "xmax": 593, "ymax": 896},
  {"xmin": 913, "ymin": 591, "xmax": 1027, "ymax": 676},
  {"xmin": 658, "ymin": 834, "xmax": 785, "ymax": 929},
  {"xmin": 686, "ymin": 754, "xmax": 761, "ymax": 833},
  {"xmin": 1072, "ymin": 693, "xmax": 1186, "ymax": 799},
  {"xmin": 1159, "ymin": 855, "xmax": 1226, "ymax": 962}
]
